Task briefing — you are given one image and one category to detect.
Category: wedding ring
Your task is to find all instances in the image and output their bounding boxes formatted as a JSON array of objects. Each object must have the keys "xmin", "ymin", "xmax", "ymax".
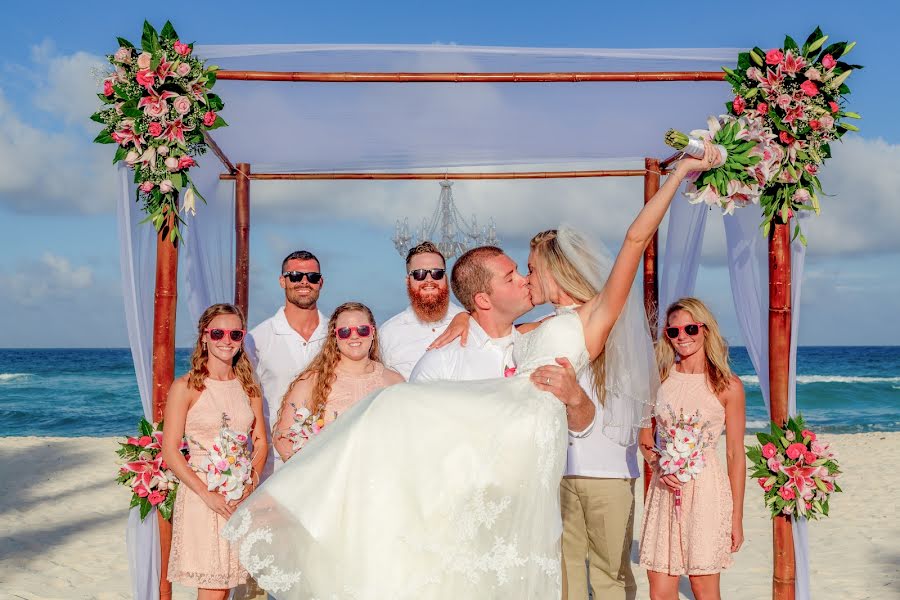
[{"xmin": 546, "ymin": 377, "xmax": 551, "ymax": 385}]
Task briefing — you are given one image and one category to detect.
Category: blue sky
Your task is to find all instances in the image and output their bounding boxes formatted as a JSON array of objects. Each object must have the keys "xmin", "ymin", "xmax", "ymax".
[{"xmin": 1, "ymin": 1, "xmax": 898, "ymax": 347}]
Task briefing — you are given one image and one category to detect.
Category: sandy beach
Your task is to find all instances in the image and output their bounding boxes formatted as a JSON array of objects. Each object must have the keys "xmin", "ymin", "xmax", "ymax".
[{"xmin": 0, "ymin": 433, "xmax": 896, "ymax": 599}]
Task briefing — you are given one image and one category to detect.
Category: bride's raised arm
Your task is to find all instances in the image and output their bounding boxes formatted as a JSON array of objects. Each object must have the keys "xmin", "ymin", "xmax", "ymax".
[{"xmin": 577, "ymin": 141, "xmax": 718, "ymax": 360}]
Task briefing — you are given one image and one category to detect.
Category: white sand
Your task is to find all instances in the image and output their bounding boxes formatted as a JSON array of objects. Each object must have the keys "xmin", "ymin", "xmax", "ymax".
[{"xmin": 0, "ymin": 433, "xmax": 896, "ymax": 599}]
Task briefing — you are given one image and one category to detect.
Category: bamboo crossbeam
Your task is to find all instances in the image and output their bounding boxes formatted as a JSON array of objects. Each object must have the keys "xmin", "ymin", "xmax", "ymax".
[
  {"xmin": 216, "ymin": 70, "xmax": 726, "ymax": 83},
  {"xmin": 219, "ymin": 169, "xmax": 659, "ymax": 181}
]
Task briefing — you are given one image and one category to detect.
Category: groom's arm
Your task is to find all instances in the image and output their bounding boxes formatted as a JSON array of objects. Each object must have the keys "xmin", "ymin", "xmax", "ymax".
[{"xmin": 530, "ymin": 358, "xmax": 595, "ymax": 435}]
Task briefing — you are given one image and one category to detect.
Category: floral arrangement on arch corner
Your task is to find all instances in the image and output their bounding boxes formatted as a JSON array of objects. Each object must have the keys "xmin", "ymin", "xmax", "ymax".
[
  {"xmin": 746, "ymin": 414, "xmax": 841, "ymax": 520},
  {"xmin": 91, "ymin": 20, "xmax": 227, "ymax": 242},
  {"xmin": 664, "ymin": 27, "xmax": 862, "ymax": 244},
  {"xmin": 116, "ymin": 418, "xmax": 189, "ymax": 520}
]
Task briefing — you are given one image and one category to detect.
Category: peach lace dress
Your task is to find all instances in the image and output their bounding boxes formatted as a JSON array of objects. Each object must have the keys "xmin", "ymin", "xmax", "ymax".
[
  {"xmin": 168, "ymin": 378, "xmax": 255, "ymax": 589},
  {"xmin": 317, "ymin": 362, "xmax": 390, "ymax": 424},
  {"xmin": 639, "ymin": 368, "xmax": 734, "ymax": 575}
]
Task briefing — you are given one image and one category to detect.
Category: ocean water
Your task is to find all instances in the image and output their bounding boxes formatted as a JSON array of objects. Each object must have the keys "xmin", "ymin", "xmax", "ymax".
[{"xmin": 0, "ymin": 347, "xmax": 898, "ymax": 437}]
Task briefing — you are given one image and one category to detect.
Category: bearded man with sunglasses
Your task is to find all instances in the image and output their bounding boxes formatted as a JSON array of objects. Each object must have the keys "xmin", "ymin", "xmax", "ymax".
[
  {"xmin": 245, "ymin": 250, "xmax": 330, "ymax": 478},
  {"xmin": 379, "ymin": 241, "xmax": 465, "ymax": 380}
]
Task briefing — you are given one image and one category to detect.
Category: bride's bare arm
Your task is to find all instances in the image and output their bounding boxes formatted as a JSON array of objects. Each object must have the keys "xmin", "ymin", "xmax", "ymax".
[{"xmin": 577, "ymin": 142, "xmax": 718, "ymax": 359}]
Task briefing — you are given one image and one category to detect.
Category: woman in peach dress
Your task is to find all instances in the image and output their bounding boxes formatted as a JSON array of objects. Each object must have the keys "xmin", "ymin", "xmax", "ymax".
[
  {"xmin": 161, "ymin": 304, "xmax": 268, "ymax": 599},
  {"xmin": 639, "ymin": 297, "xmax": 746, "ymax": 600},
  {"xmin": 273, "ymin": 302, "xmax": 404, "ymax": 463}
]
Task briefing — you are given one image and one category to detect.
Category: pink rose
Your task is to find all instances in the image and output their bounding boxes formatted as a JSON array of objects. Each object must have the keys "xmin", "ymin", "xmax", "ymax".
[
  {"xmin": 138, "ymin": 435, "xmax": 152, "ymax": 446},
  {"xmin": 821, "ymin": 54, "xmax": 836, "ymax": 69},
  {"xmin": 819, "ymin": 114, "xmax": 835, "ymax": 130},
  {"xmin": 804, "ymin": 67, "xmax": 822, "ymax": 81},
  {"xmin": 143, "ymin": 99, "xmax": 166, "ymax": 119},
  {"xmin": 765, "ymin": 48, "xmax": 785, "ymax": 65},
  {"xmin": 756, "ymin": 102, "xmax": 769, "ymax": 115},
  {"xmin": 173, "ymin": 96, "xmax": 192, "ymax": 115},
  {"xmin": 135, "ymin": 69, "xmax": 156, "ymax": 90},
  {"xmin": 177, "ymin": 156, "xmax": 196, "ymax": 169},
  {"xmin": 114, "ymin": 47, "xmax": 132, "ymax": 64},
  {"xmin": 136, "ymin": 52, "xmax": 153, "ymax": 70},
  {"xmin": 127, "ymin": 437, "xmax": 139, "ymax": 445},
  {"xmin": 203, "ymin": 111, "xmax": 217, "ymax": 127},
  {"xmin": 134, "ymin": 484, "xmax": 149, "ymax": 498},
  {"xmin": 809, "ymin": 119, "xmax": 821, "ymax": 130},
  {"xmin": 732, "ymin": 95, "xmax": 746, "ymax": 115},
  {"xmin": 829, "ymin": 101, "xmax": 840, "ymax": 113},
  {"xmin": 148, "ymin": 490, "xmax": 165, "ymax": 505},
  {"xmin": 811, "ymin": 440, "xmax": 829, "ymax": 456},
  {"xmin": 165, "ymin": 156, "xmax": 180, "ymax": 171},
  {"xmin": 805, "ymin": 163, "xmax": 818, "ymax": 175},
  {"xmin": 779, "ymin": 131, "xmax": 795, "ymax": 145},
  {"xmin": 800, "ymin": 80, "xmax": 819, "ymax": 96},
  {"xmin": 159, "ymin": 180, "xmax": 174, "ymax": 193},
  {"xmin": 762, "ymin": 442, "xmax": 777, "ymax": 459},
  {"xmin": 802, "ymin": 429, "xmax": 817, "ymax": 441},
  {"xmin": 147, "ymin": 122, "xmax": 163, "ymax": 137},
  {"xmin": 786, "ymin": 442, "xmax": 806, "ymax": 460},
  {"xmin": 792, "ymin": 188, "xmax": 811, "ymax": 204},
  {"xmin": 176, "ymin": 62, "xmax": 191, "ymax": 77},
  {"xmin": 778, "ymin": 486, "xmax": 796, "ymax": 501},
  {"xmin": 804, "ymin": 451, "xmax": 817, "ymax": 464},
  {"xmin": 173, "ymin": 40, "xmax": 192, "ymax": 56},
  {"xmin": 139, "ymin": 181, "xmax": 155, "ymax": 193},
  {"xmin": 103, "ymin": 79, "xmax": 114, "ymax": 97},
  {"xmin": 776, "ymin": 94, "xmax": 792, "ymax": 109},
  {"xmin": 766, "ymin": 456, "xmax": 782, "ymax": 472}
]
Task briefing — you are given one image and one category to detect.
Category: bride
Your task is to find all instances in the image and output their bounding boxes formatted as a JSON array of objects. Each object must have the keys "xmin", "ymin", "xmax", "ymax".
[{"xmin": 223, "ymin": 144, "xmax": 718, "ymax": 599}]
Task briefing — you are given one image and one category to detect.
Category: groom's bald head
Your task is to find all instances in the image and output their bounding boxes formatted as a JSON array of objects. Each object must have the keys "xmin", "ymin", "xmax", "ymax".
[{"xmin": 450, "ymin": 246, "xmax": 504, "ymax": 312}]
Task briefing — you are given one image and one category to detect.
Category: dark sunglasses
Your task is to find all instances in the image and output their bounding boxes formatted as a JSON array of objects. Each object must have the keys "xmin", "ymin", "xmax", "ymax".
[
  {"xmin": 205, "ymin": 328, "xmax": 246, "ymax": 342},
  {"xmin": 335, "ymin": 325, "xmax": 373, "ymax": 340},
  {"xmin": 408, "ymin": 268, "xmax": 445, "ymax": 281},
  {"xmin": 665, "ymin": 322, "xmax": 705, "ymax": 339},
  {"xmin": 282, "ymin": 271, "xmax": 322, "ymax": 284}
]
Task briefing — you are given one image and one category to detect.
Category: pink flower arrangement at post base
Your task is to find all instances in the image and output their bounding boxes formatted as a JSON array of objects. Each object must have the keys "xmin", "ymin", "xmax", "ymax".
[
  {"xmin": 116, "ymin": 417, "xmax": 189, "ymax": 520},
  {"xmin": 91, "ymin": 20, "xmax": 227, "ymax": 243},
  {"xmin": 746, "ymin": 414, "xmax": 842, "ymax": 520}
]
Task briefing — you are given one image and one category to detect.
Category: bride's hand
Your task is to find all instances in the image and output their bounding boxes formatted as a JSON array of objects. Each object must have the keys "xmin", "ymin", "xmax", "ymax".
[
  {"xmin": 672, "ymin": 139, "xmax": 720, "ymax": 178},
  {"xmin": 428, "ymin": 312, "xmax": 470, "ymax": 349}
]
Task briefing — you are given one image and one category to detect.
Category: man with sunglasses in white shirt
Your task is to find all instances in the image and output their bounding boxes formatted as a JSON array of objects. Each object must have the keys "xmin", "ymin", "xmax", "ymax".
[
  {"xmin": 245, "ymin": 250, "xmax": 330, "ymax": 478},
  {"xmin": 379, "ymin": 241, "xmax": 465, "ymax": 380}
]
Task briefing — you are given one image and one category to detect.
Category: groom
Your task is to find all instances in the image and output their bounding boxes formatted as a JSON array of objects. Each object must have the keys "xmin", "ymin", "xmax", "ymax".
[{"xmin": 410, "ymin": 245, "xmax": 594, "ymax": 433}]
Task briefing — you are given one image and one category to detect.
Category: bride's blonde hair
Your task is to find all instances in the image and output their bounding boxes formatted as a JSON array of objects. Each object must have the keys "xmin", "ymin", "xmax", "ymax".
[
  {"xmin": 530, "ymin": 229, "xmax": 607, "ymax": 404},
  {"xmin": 657, "ymin": 297, "xmax": 733, "ymax": 394}
]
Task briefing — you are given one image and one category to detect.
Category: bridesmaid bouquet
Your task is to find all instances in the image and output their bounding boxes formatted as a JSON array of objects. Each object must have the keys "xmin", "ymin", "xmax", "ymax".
[
  {"xmin": 116, "ymin": 418, "xmax": 189, "ymax": 520},
  {"xmin": 192, "ymin": 413, "xmax": 252, "ymax": 501},
  {"xmin": 655, "ymin": 407, "xmax": 716, "ymax": 520},
  {"xmin": 283, "ymin": 404, "xmax": 328, "ymax": 453},
  {"xmin": 746, "ymin": 414, "xmax": 841, "ymax": 520}
]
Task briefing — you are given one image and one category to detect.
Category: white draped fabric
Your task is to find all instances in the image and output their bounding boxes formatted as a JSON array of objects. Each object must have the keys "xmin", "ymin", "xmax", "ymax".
[
  {"xmin": 117, "ymin": 168, "xmax": 161, "ymax": 600},
  {"xmin": 660, "ymin": 203, "xmax": 809, "ymax": 599}
]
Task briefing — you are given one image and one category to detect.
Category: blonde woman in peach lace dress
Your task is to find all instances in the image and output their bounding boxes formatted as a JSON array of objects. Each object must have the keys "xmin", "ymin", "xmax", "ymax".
[
  {"xmin": 273, "ymin": 302, "xmax": 404, "ymax": 463},
  {"xmin": 639, "ymin": 297, "xmax": 746, "ymax": 600},
  {"xmin": 161, "ymin": 304, "xmax": 268, "ymax": 599}
]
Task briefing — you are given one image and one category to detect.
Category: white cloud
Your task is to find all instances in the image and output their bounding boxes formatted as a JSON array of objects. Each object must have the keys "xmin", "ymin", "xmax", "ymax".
[
  {"xmin": 32, "ymin": 42, "xmax": 108, "ymax": 127},
  {"xmin": 0, "ymin": 253, "xmax": 94, "ymax": 307}
]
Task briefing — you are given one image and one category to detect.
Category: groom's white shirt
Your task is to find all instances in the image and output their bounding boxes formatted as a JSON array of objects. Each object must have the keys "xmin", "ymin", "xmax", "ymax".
[{"xmin": 409, "ymin": 319, "xmax": 517, "ymax": 382}]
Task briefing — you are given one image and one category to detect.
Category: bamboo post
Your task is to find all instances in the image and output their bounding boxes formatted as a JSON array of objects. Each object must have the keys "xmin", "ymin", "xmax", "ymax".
[
  {"xmin": 642, "ymin": 158, "xmax": 661, "ymax": 496},
  {"xmin": 151, "ymin": 213, "xmax": 178, "ymax": 600},
  {"xmin": 769, "ymin": 218, "xmax": 795, "ymax": 600},
  {"xmin": 235, "ymin": 163, "xmax": 251, "ymax": 317}
]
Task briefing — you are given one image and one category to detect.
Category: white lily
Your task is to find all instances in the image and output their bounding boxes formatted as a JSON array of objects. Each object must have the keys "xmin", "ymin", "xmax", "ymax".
[{"xmin": 181, "ymin": 187, "xmax": 197, "ymax": 217}]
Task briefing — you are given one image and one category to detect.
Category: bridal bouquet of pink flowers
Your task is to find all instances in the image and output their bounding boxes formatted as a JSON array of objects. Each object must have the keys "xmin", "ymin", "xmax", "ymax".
[
  {"xmin": 192, "ymin": 413, "xmax": 252, "ymax": 502},
  {"xmin": 91, "ymin": 20, "xmax": 226, "ymax": 242},
  {"xmin": 655, "ymin": 407, "xmax": 716, "ymax": 520},
  {"xmin": 283, "ymin": 404, "xmax": 328, "ymax": 453},
  {"xmin": 116, "ymin": 418, "xmax": 189, "ymax": 520},
  {"xmin": 746, "ymin": 414, "xmax": 841, "ymax": 520}
]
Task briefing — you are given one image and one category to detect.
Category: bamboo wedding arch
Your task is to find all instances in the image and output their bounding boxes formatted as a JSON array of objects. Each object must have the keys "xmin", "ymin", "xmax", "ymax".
[{"xmin": 146, "ymin": 66, "xmax": 797, "ymax": 600}]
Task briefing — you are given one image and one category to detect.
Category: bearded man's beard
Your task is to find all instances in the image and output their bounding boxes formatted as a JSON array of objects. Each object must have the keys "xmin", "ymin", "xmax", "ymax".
[
  {"xmin": 286, "ymin": 285, "xmax": 320, "ymax": 309},
  {"xmin": 407, "ymin": 280, "xmax": 450, "ymax": 323}
]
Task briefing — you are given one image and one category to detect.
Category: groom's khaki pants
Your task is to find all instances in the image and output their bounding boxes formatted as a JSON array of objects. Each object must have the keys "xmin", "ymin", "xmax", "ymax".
[{"xmin": 560, "ymin": 477, "xmax": 637, "ymax": 600}]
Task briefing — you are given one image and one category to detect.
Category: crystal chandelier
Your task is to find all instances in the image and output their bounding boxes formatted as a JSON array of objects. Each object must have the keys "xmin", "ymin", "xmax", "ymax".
[{"xmin": 392, "ymin": 180, "xmax": 500, "ymax": 260}]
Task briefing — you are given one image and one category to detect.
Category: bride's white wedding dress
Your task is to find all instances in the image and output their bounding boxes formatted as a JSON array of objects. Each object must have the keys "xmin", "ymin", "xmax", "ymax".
[{"xmin": 223, "ymin": 310, "xmax": 589, "ymax": 599}]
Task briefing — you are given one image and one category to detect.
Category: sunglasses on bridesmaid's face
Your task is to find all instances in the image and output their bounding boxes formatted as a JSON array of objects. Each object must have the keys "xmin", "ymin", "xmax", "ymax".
[
  {"xmin": 205, "ymin": 328, "xmax": 246, "ymax": 342},
  {"xmin": 334, "ymin": 325, "xmax": 373, "ymax": 340},
  {"xmin": 664, "ymin": 323, "xmax": 705, "ymax": 339}
]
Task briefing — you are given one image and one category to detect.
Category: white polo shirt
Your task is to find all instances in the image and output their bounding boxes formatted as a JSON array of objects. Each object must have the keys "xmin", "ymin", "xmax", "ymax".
[
  {"xmin": 245, "ymin": 306, "xmax": 329, "ymax": 474},
  {"xmin": 379, "ymin": 303, "xmax": 465, "ymax": 380},
  {"xmin": 408, "ymin": 318, "xmax": 517, "ymax": 382}
]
